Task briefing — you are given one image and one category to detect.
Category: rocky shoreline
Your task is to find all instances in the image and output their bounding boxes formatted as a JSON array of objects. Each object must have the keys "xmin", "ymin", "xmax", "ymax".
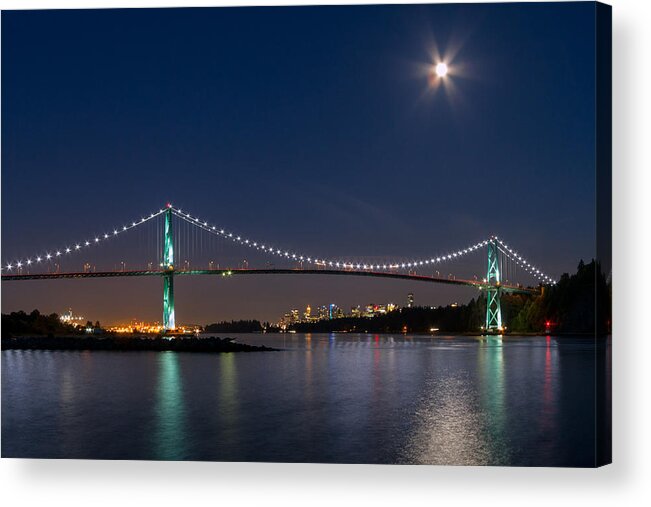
[{"xmin": 1, "ymin": 335, "xmax": 277, "ymax": 353}]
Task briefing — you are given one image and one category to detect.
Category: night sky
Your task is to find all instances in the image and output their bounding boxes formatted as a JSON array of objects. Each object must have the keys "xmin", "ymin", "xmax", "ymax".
[{"xmin": 1, "ymin": 3, "xmax": 597, "ymax": 325}]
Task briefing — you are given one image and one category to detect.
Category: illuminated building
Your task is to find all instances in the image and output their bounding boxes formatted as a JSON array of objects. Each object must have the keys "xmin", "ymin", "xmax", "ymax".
[
  {"xmin": 276, "ymin": 300, "xmax": 398, "ymax": 327},
  {"xmin": 106, "ymin": 320, "xmax": 201, "ymax": 335},
  {"xmin": 59, "ymin": 308, "xmax": 85, "ymax": 327}
]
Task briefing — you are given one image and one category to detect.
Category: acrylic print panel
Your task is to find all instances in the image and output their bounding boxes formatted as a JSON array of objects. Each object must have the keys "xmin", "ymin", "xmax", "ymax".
[{"xmin": 1, "ymin": 2, "xmax": 611, "ymax": 466}]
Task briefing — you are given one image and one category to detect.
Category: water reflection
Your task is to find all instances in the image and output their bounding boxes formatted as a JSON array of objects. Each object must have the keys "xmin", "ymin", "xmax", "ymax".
[
  {"xmin": 540, "ymin": 336, "xmax": 559, "ymax": 439},
  {"xmin": 217, "ymin": 352, "xmax": 240, "ymax": 444},
  {"xmin": 2, "ymin": 334, "xmax": 609, "ymax": 465},
  {"xmin": 477, "ymin": 336, "xmax": 509, "ymax": 464},
  {"xmin": 400, "ymin": 335, "xmax": 511, "ymax": 465},
  {"xmin": 154, "ymin": 352, "xmax": 186, "ymax": 460}
]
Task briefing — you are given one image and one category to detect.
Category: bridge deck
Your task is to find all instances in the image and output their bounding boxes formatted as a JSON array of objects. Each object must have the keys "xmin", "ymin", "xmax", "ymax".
[{"xmin": 1, "ymin": 268, "xmax": 537, "ymax": 294}]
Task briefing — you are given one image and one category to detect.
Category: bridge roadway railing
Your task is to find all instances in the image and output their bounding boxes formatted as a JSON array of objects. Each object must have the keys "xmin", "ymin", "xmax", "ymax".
[{"xmin": 1, "ymin": 268, "xmax": 537, "ymax": 294}]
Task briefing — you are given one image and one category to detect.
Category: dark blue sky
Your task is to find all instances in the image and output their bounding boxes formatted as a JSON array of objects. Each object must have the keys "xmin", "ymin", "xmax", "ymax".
[{"xmin": 2, "ymin": 3, "xmax": 598, "ymax": 324}]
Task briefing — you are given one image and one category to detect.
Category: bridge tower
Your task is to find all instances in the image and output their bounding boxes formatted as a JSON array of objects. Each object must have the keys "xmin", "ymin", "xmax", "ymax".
[
  {"xmin": 163, "ymin": 206, "xmax": 175, "ymax": 331},
  {"xmin": 485, "ymin": 238, "xmax": 503, "ymax": 333}
]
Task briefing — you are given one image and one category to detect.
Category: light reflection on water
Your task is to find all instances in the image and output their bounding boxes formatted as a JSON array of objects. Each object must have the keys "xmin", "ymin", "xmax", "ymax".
[
  {"xmin": 1, "ymin": 334, "xmax": 609, "ymax": 465},
  {"xmin": 155, "ymin": 352, "xmax": 186, "ymax": 460}
]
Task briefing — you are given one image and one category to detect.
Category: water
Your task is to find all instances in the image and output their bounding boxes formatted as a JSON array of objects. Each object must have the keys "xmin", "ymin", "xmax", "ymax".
[{"xmin": 1, "ymin": 334, "xmax": 610, "ymax": 465}]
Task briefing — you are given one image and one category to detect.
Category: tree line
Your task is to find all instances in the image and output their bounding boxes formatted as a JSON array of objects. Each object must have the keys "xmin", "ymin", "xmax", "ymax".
[{"xmin": 290, "ymin": 259, "xmax": 611, "ymax": 335}]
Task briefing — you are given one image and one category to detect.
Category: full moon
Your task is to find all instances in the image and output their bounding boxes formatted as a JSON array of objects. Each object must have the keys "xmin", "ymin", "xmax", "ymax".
[{"xmin": 435, "ymin": 62, "xmax": 448, "ymax": 77}]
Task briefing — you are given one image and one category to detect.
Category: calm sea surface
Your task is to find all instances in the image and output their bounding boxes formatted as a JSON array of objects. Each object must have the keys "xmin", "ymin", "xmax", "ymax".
[{"xmin": 1, "ymin": 333, "xmax": 610, "ymax": 465}]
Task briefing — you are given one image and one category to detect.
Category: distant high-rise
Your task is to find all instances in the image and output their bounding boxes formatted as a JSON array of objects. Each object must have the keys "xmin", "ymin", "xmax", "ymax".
[{"xmin": 407, "ymin": 293, "xmax": 414, "ymax": 308}]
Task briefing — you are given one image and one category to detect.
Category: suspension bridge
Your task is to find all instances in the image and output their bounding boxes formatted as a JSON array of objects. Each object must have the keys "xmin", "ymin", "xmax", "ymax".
[{"xmin": 1, "ymin": 203, "xmax": 556, "ymax": 333}]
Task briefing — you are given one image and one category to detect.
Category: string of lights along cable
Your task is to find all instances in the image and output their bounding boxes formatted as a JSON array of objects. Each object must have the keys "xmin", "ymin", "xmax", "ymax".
[{"xmin": 2, "ymin": 204, "xmax": 556, "ymax": 284}]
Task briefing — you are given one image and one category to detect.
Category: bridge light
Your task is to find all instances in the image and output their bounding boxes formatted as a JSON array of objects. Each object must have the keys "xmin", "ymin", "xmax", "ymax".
[
  {"xmin": 75, "ymin": 245, "xmax": 80, "ymax": 250},
  {"xmin": 6, "ymin": 263, "xmax": 12, "ymax": 270},
  {"xmin": 27, "ymin": 259, "xmax": 32, "ymax": 265},
  {"xmin": 17, "ymin": 261, "xmax": 22, "ymax": 268},
  {"xmin": 85, "ymin": 241, "xmax": 90, "ymax": 246},
  {"xmin": 36, "ymin": 257, "xmax": 42, "ymax": 262}
]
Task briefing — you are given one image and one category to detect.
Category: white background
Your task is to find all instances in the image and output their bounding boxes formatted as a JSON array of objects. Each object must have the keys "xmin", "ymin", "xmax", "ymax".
[{"xmin": 1, "ymin": 0, "xmax": 649, "ymax": 505}]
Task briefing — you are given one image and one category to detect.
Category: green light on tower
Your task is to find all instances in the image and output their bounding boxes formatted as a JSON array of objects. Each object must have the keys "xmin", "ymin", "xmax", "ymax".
[
  {"xmin": 163, "ymin": 207, "xmax": 175, "ymax": 331},
  {"xmin": 485, "ymin": 238, "xmax": 502, "ymax": 333}
]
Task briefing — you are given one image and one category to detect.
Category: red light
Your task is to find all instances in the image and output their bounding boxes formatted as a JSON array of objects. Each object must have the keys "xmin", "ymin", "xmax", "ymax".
[
  {"xmin": 545, "ymin": 321, "xmax": 551, "ymax": 327},
  {"xmin": 166, "ymin": 202, "xmax": 172, "ymax": 208}
]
